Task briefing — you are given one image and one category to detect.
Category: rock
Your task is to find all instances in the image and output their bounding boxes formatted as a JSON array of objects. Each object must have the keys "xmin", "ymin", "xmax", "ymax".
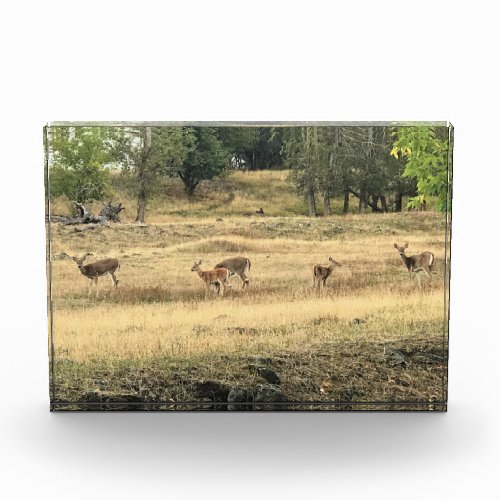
[
  {"xmin": 227, "ymin": 386, "xmax": 254, "ymax": 411},
  {"xmin": 192, "ymin": 380, "xmax": 230, "ymax": 402},
  {"xmin": 254, "ymin": 384, "xmax": 287, "ymax": 410},
  {"xmin": 351, "ymin": 317, "xmax": 367, "ymax": 325},
  {"xmin": 78, "ymin": 391, "xmax": 146, "ymax": 410},
  {"xmin": 256, "ymin": 367, "xmax": 280, "ymax": 385},
  {"xmin": 384, "ymin": 346, "xmax": 406, "ymax": 366}
]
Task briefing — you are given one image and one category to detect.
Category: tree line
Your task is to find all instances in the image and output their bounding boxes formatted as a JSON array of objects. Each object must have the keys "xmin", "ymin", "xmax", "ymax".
[{"xmin": 46, "ymin": 125, "xmax": 451, "ymax": 222}]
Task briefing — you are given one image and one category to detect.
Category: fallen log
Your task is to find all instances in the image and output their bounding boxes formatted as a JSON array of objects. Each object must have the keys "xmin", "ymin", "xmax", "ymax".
[{"xmin": 47, "ymin": 201, "xmax": 125, "ymax": 225}]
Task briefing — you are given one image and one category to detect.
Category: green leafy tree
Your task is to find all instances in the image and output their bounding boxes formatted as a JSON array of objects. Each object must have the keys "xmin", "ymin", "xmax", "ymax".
[
  {"xmin": 168, "ymin": 127, "xmax": 230, "ymax": 197},
  {"xmin": 283, "ymin": 126, "xmax": 328, "ymax": 216},
  {"xmin": 391, "ymin": 126, "xmax": 451, "ymax": 210},
  {"xmin": 217, "ymin": 127, "xmax": 256, "ymax": 169},
  {"xmin": 48, "ymin": 127, "xmax": 116, "ymax": 203},
  {"xmin": 117, "ymin": 126, "xmax": 195, "ymax": 222},
  {"xmin": 218, "ymin": 127, "xmax": 285, "ymax": 170}
]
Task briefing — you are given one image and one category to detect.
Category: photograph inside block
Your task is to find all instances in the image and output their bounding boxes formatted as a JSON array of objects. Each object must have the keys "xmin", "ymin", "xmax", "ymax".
[{"xmin": 45, "ymin": 123, "xmax": 452, "ymax": 411}]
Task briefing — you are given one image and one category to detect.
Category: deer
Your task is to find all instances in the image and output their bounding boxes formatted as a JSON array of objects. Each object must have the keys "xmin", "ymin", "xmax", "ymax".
[
  {"xmin": 393, "ymin": 242, "xmax": 435, "ymax": 287},
  {"xmin": 214, "ymin": 256, "xmax": 251, "ymax": 289},
  {"xmin": 191, "ymin": 260, "xmax": 232, "ymax": 297},
  {"xmin": 313, "ymin": 257, "xmax": 342, "ymax": 290},
  {"xmin": 68, "ymin": 253, "xmax": 120, "ymax": 297}
]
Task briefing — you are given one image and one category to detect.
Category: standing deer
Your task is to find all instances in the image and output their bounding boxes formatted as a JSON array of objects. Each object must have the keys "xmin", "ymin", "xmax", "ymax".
[
  {"xmin": 191, "ymin": 260, "xmax": 232, "ymax": 296},
  {"xmin": 393, "ymin": 242, "xmax": 435, "ymax": 286},
  {"xmin": 313, "ymin": 257, "xmax": 342, "ymax": 290},
  {"xmin": 214, "ymin": 256, "xmax": 251, "ymax": 289},
  {"xmin": 70, "ymin": 253, "xmax": 120, "ymax": 297}
]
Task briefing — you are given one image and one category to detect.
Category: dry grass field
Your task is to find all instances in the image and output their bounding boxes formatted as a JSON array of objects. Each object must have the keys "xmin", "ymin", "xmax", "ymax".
[{"xmin": 48, "ymin": 172, "xmax": 449, "ymax": 410}]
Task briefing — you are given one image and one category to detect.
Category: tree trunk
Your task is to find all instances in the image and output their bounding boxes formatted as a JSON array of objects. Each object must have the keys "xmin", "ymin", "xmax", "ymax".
[
  {"xmin": 135, "ymin": 188, "xmax": 146, "ymax": 223},
  {"xmin": 306, "ymin": 186, "xmax": 317, "ymax": 217},
  {"xmin": 395, "ymin": 192, "xmax": 403, "ymax": 212},
  {"xmin": 359, "ymin": 188, "xmax": 367, "ymax": 212},
  {"xmin": 185, "ymin": 182, "xmax": 197, "ymax": 200},
  {"xmin": 371, "ymin": 195, "xmax": 379, "ymax": 213},
  {"xmin": 343, "ymin": 190, "xmax": 350, "ymax": 214},
  {"xmin": 380, "ymin": 195, "xmax": 388, "ymax": 212},
  {"xmin": 323, "ymin": 192, "xmax": 331, "ymax": 216},
  {"xmin": 349, "ymin": 189, "xmax": 381, "ymax": 213},
  {"xmin": 135, "ymin": 127, "xmax": 151, "ymax": 223}
]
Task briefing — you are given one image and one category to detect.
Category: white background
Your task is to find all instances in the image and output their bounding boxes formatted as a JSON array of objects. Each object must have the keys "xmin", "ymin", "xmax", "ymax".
[{"xmin": 1, "ymin": 1, "xmax": 499, "ymax": 499}]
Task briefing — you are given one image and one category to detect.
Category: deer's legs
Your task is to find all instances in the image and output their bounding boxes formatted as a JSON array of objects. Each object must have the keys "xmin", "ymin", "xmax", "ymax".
[
  {"xmin": 415, "ymin": 272, "xmax": 422, "ymax": 289},
  {"xmin": 241, "ymin": 272, "xmax": 250, "ymax": 289},
  {"xmin": 88, "ymin": 279, "xmax": 93, "ymax": 297},
  {"xmin": 94, "ymin": 276, "xmax": 99, "ymax": 297},
  {"xmin": 110, "ymin": 271, "xmax": 119, "ymax": 289}
]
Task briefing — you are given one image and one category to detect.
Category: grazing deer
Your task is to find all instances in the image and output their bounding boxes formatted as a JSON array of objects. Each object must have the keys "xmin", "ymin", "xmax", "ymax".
[
  {"xmin": 313, "ymin": 257, "xmax": 342, "ymax": 290},
  {"xmin": 191, "ymin": 260, "xmax": 231, "ymax": 296},
  {"xmin": 70, "ymin": 253, "xmax": 120, "ymax": 297},
  {"xmin": 214, "ymin": 256, "xmax": 251, "ymax": 289},
  {"xmin": 393, "ymin": 242, "xmax": 435, "ymax": 286}
]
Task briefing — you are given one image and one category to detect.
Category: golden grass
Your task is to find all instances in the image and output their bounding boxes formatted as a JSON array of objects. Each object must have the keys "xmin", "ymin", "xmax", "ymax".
[
  {"xmin": 48, "ymin": 207, "xmax": 450, "ymax": 406},
  {"xmin": 50, "ymin": 213, "xmax": 447, "ymax": 365},
  {"xmin": 53, "ymin": 290, "xmax": 443, "ymax": 362},
  {"xmin": 49, "ymin": 169, "xmax": 433, "ymax": 222},
  {"xmin": 47, "ymin": 171, "xmax": 449, "ymax": 409}
]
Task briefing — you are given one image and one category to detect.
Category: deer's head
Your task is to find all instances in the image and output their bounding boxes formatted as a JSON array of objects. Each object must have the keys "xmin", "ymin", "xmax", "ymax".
[
  {"xmin": 328, "ymin": 257, "xmax": 342, "ymax": 267},
  {"xmin": 191, "ymin": 260, "xmax": 202, "ymax": 272},
  {"xmin": 394, "ymin": 242, "xmax": 409, "ymax": 256},
  {"xmin": 73, "ymin": 253, "xmax": 93, "ymax": 268}
]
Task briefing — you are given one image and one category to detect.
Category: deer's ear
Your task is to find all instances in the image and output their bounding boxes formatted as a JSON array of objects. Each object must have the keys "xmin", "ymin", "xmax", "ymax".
[
  {"xmin": 329, "ymin": 257, "xmax": 333, "ymax": 261},
  {"xmin": 72, "ymin": 256, "xmax": 78, "ymax": 262},
  {"xmin": 393, "ymin": 243, "xmax": 398, "ymax": 249},
  {"xmin": 404, "ymin": 242, "xmax": 409, "ymax": 248}
]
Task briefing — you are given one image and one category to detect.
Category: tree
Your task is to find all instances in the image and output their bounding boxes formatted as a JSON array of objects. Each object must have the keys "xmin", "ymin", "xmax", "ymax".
[
  {"xmin": 284, "ymin": 126, "xmax": 327, "ymax": 216},
  {"xmin": 117, "ymin": 127, "xmax": 195, "ymax": 223},
  {"xmin": 48, "ymin": 126, "xmax": 117, "ymax": 203},
  {"xmin": 218, "ymin": 127, "xmax": 286, "ymax": 170},
  {"xmin": 391, "ymin": 126, "xmax": 451, "ymax": 210},
  {"xmin": 313, "ymin": 127, "xmax": 347, "ymax": 215},
  {"xmin": 168, "ymin": 127, "xmax": 230, "ymax": 197}
]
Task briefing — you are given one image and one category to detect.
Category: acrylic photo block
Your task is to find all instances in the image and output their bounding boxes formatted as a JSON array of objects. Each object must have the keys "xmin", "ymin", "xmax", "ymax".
[{"xmin": 45, "ymin": 122, "xmax": 452, "ymax": 411}]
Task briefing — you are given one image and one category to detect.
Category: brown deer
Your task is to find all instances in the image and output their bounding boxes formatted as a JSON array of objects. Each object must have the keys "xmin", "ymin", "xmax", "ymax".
[
  {"xmin": 313, "ymin": 257, "xmax": 342, "ymax": 290},
  {"xmin": 393, "ymin": 242, "xmax": 435, "ymax": 286},
  {"xmin": 214, "ymin": 256, "xmax": 251, "ymax": 289},
  {"xmin": 70, "ymin": 253, "xmax": 120, "ymax": 297},
  {"xmin": 191, "ymin": 260, "xmax": 232, "ymax": 296}
]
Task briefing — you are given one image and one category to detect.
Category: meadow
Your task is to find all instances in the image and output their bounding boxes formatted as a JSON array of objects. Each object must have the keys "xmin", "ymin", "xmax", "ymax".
[{"xmin": 48, "ymin": 171, "xmax": 449, "ymax": 410}]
